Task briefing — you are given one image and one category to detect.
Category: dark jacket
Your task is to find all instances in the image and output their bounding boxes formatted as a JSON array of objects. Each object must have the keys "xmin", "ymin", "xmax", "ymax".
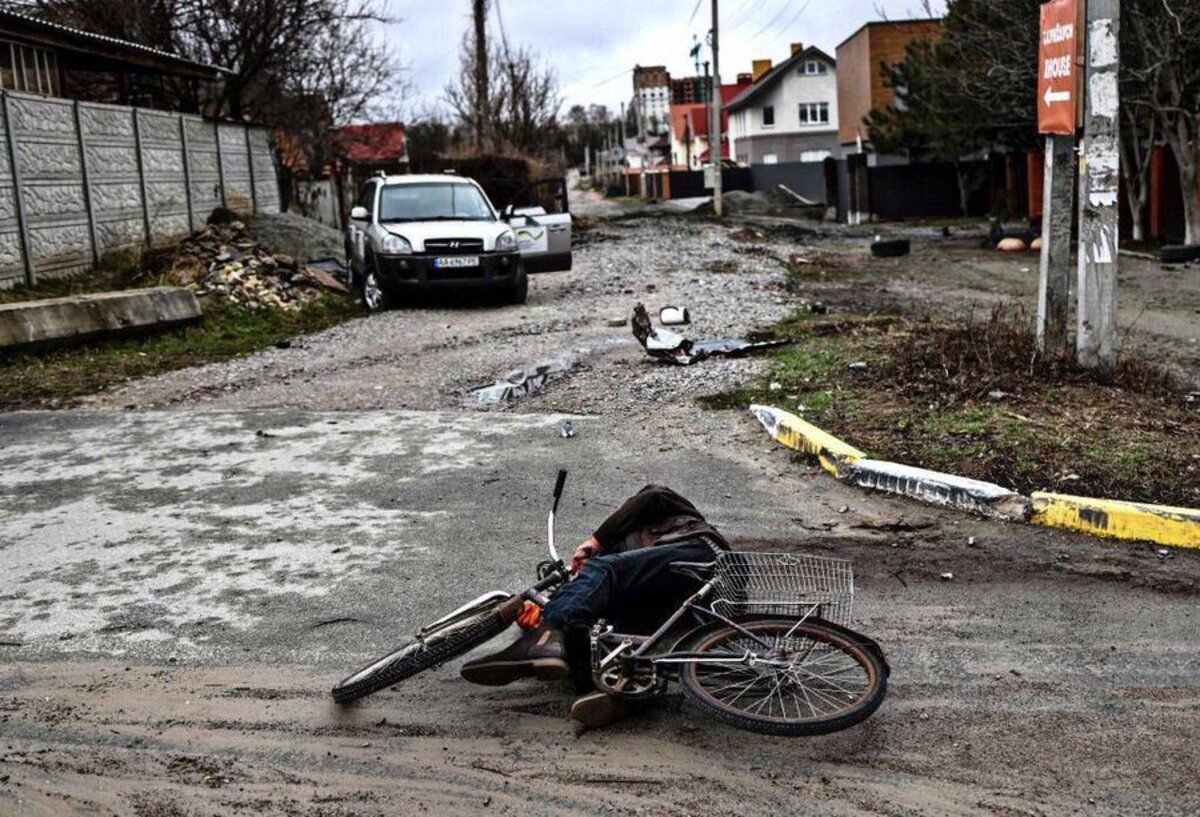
[{"xmin": 592, "ymin": 484, "xmax": 729, "ymax": 554}]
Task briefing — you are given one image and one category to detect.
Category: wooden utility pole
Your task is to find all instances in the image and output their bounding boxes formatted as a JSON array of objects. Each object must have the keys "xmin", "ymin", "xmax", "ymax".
[
  {"xmin": 473, "ymin": 0, "xmax": 488, "ymax": 154},
  {"xmin": 710, "ymin": 0, "xmax": 723, "ymax": 217},
  {"xmin": 1037, "ymin": 134, "xmax": 1075, "ymax": 354},
  {"xmin": 1076, "ymin": 0, "xmax": 1120, "ymax": 373}
]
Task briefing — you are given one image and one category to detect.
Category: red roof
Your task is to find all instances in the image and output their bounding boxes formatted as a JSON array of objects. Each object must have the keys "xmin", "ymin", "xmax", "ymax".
[{"xmin": 332, "ymin": 122, "xmax": 407, "ymax": 163}]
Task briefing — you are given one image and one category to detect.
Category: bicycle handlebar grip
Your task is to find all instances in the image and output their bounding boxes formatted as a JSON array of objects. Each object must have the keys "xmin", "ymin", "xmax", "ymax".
[{"xmin": 553, "ymin": 469, "xmax": 568, "ymax": 500}]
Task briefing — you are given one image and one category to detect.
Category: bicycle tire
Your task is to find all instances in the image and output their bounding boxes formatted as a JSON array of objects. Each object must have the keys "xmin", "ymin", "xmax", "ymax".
[
  {"xmin": 332, "ymin": 611, "xmax": 509, "ymax": 704},
  {"xmin": 677, "ymin": 618, "xmax": 887, "ymax": 737}
]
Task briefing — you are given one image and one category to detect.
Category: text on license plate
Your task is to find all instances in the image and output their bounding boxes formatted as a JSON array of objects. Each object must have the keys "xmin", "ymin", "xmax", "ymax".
[{"xmin": 434, "ymin": 256, "xmax": 479, "ymax": 268}]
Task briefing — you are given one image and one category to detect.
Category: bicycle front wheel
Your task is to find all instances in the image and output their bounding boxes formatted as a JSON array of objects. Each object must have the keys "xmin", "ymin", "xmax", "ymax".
[
  {"xmin": 332, "ymin": 609, "xmax": 509, "ymax": 704},
  {"xmin": 677, "ymin": 618, "xmax": 887, "ymax": 736}
]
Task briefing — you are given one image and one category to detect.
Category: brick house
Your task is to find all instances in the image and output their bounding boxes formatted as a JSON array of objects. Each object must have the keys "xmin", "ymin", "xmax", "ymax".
[{"xmin": 835, "ymin": 19, "xmax": 942, "ymax": 154}]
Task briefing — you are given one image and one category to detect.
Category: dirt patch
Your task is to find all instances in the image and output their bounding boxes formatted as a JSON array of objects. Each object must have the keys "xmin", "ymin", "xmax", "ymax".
[{"xmin": 704, "ymin": 308, "xmax": 1200, "ymax": 507}]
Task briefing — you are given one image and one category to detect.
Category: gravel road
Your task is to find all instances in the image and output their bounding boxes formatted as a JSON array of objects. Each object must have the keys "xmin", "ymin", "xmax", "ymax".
[{"xmin": 3, "ymin": 200, "xmax": 1198, "ymax": 816}]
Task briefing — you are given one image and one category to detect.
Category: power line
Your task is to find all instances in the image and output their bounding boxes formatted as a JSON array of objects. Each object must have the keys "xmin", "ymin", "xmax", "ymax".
[
  {"xmin": 685, "ymin": 0, "xmax": 704, "ymax": 29},
  {"xmin": 567, "ymin": 67, "xmax": 633, "ymax": 96},
  {"xmin": 775, "ymin": 0, "xmax": 813, "ymax": 36}
]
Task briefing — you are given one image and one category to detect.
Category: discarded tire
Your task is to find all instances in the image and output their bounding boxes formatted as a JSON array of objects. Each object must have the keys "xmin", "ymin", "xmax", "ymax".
[
  {"xmin": 871, "ymin": 238, "xmax": 910, "ymax": 258},
  {"xmin": 1160, "ymin": 245, "xmax": 1200, "ymax": 265}
]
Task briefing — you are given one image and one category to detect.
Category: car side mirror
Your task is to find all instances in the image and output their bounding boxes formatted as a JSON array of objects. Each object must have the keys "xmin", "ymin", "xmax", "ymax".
[
  {"xmin": 501, "ymin": 204, "xmax": 515, "ymax": 221},
  {"xmin": 659, "ymin": 306, "xmax": 691, "ymax": 326},
  {"xmin": 350, "ymin": 206, "xmax": 369, "ymax": 222}
]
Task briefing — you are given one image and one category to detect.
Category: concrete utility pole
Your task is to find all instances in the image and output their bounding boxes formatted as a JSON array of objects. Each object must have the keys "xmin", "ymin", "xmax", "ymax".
[
  {"xmin": 620, "ymin": 101, "xmax": 629, "ymax": 196},
  {"xmin": 1037, "ymin": 135, "xmax": 1076, "ymax": 354},
  {"xmin": 1076, "ymin": 0, "xmax": 1120, "ymax": 373},
  {"xmin": 473, "ymin": 0, "xmax": 488, "ymax": 154},
  {"xmin": 710, "ymin": 0, "xmax": 723, "ymax": 217}
]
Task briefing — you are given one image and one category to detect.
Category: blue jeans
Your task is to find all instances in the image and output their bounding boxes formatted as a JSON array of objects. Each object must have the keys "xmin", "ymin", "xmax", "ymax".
[{"xmin": 543, "ymin": 539, "xmax": 717, "ymax": 632}]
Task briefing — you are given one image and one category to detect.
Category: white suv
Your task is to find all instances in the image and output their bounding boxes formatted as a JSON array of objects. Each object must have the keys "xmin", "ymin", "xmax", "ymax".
[{"xmin": 346, "ymin": 174, "xmax": 529, "ymax": 308}]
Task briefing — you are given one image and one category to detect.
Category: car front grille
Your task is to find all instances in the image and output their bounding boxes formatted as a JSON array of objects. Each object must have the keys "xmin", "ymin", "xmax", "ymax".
[{"xmin": 424, "ymin": 238, "xmax": 484, "ymax": 255}]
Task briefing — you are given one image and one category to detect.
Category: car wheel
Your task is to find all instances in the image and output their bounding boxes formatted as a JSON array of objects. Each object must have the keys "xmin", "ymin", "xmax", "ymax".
[
  {"xmin": 362, "ymin": 256, "xmax": 393, "ymax": 313},
  {"xmin": 503, "ymin": 270, "xmax": 528, "ymax": 305}
]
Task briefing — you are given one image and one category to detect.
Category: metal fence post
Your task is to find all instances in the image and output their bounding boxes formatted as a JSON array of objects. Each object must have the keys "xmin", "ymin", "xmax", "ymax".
[
  {"xmin": 213, "ymin": 121, "xmax": 227, "ymax": 208},
  {"xmin": 73, "ymin": 101, "xmax": 100, "ymax": 267},
  {"xmin": 244, "ymin": 126, "xmax": 257, "ymax": 214},
  {"xmin": 3, "ymin": 92, "xmax": 35, "ymax": 285},
  {"xmin": 179, "ymin": 115, "xmax": 195, "ymax": 232},
  {"xmin": 131, "ymin": 108, "xmax": 152, "ymax": 246}
]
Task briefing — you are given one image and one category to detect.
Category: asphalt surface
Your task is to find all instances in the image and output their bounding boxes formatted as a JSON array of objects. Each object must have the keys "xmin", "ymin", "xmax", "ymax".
[{"xmin": 1, "ymin": 200, "xmax": 1198, "ymax": 816}]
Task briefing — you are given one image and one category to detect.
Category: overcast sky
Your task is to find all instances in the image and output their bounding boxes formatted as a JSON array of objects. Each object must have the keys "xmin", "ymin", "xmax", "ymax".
[{"xmin": 381, "ymin": 0, "xmax": 946, "ymax": 119}]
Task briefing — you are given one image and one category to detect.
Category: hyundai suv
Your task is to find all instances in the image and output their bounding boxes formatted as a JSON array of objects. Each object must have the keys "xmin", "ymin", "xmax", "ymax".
[{"xmin": 346, "ymin": 174, "xmax": 529, "ymax": 308}]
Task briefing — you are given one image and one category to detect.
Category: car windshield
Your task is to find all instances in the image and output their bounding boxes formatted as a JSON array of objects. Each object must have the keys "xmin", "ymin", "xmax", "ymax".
[{"xmin": 378, "ymin": 183, "xmax": 494, "ymax": 222}]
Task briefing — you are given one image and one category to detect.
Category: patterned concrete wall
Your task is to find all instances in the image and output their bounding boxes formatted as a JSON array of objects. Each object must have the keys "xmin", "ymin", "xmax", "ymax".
[{"xmin": 0, "ymin": 90, "xmax": 280, "ymax": 288}]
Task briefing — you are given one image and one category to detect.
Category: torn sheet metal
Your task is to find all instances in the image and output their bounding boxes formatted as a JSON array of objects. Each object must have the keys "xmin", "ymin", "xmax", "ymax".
[
  {"xmin": 838, "ymin": 459, "xmax": 1030, "ymax": 521},
  {"xmin": 471, "ymin": 359, "xmax": 573, "ymax": 406},
  {"xmin": 631, "ymin": 303, "xmax": 788, "ymax": 366}
]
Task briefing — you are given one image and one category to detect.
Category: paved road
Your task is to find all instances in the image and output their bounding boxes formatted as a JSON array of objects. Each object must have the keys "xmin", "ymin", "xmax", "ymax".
[{"xmin": 1, "ymin": 209, "xmax": 1198, "ymax": 816}]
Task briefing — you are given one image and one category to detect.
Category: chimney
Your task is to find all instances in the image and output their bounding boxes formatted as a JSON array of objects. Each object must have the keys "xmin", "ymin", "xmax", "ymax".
[
  {"xmin": 737, "ymin": 72, "xmax": 752, "ymax": 85},
  {"xmin": 751, "ymin": 59, "xmax": 772, "ymax": 81},
  {"xmin": 790, "ymin": 42, "xmax": 804, "ymax": 56}
]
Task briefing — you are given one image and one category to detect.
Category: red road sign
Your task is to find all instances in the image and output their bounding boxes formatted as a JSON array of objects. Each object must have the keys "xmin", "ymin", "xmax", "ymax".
[{"xmin": 1039, "ymin": 0, "xmax": 1079, "ymax": 135}]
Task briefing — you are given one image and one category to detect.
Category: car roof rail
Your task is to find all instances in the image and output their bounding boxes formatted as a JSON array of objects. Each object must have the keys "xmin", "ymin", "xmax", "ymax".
[{"xmin": 442, "ymin": 168, "xmax": 457, "ymax": 175}]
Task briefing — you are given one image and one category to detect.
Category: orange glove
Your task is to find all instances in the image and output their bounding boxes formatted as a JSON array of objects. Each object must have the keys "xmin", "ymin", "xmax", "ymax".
[{"xmin": 516, "ymin": 600, "xmax": 542, "ymax": 630}]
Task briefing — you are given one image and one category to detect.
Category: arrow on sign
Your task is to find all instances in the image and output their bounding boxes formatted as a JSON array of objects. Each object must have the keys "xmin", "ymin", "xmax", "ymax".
[{"xmin": 1044, "ymin": 86, "xmax": 1071, "ymax": 107}]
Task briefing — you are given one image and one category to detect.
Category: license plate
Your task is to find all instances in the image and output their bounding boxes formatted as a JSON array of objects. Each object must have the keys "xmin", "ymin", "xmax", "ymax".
[{"xmin": 434, "ymin": 256, "xmax": 479, "ymax": 269}]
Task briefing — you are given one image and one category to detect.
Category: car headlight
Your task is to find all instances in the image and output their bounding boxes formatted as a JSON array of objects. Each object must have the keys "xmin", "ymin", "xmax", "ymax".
[
  {"xmin": 495, "ymin": 231, "xmax": 517, "ymax": 252},
  {"xmin": 379, "ymin": 234, "xmax": 412, "ymax": 255}
]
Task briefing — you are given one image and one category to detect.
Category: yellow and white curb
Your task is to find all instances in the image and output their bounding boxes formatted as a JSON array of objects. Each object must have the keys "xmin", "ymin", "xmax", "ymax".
[
  {"xmin": 1031, "ymin": 493, "xmax": 1200, "ymax": 549},
  {"xmin": 751, "ymin": 405, "xmax": 1200, "ymax": 549},
  {"xmin": 749, "ymin": 404, "xmax": 864, "ymax": 477}
]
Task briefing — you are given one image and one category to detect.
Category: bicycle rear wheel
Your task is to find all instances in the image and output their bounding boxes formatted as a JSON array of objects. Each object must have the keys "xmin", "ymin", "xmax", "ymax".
[
  {"xmin": 332, "ymin": 609, "xmax": 509, "ymax": 704},
  {"xmin": 677, "ymin": 618, "xmax": 887, "ymax": 736}
]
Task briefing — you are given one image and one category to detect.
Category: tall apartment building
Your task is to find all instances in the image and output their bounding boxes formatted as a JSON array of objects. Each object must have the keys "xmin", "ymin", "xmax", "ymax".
[{"xmin": 632, "ymin": 65, "xmax": 671, "ymax": 136}]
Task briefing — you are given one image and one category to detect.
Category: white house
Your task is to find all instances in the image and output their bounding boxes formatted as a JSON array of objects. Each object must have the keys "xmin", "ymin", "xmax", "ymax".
[{"xmin": 727, "ymin": 45, "xmax": 840, "ymax": 166}]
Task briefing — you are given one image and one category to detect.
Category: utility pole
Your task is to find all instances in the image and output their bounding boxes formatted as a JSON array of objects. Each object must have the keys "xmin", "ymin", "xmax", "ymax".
[
  {"xmin": 620, "ymin": 101, "xmax": 629, "ymax": 196},
  {"xmin": 1037, "ymin": 134, "xmax": 1075, "ymax": 354},
  {"xmin": 1076, "ymin": 0, "xmax": 1120, "ymax": 373},
  {"xmin": 710, "ymin": 0, "xmax": 723, "ymax": 217},
  {"xmin": 702, "ymin": 61, "xmax": 710, "ymax": 172},
  {"xmin": 473, "ymin": 0, "xmax": 488, "ymax": 155}
]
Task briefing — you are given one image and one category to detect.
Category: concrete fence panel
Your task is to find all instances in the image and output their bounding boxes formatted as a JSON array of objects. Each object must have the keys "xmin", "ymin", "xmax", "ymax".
[{"xmin": 0, "ymin": 90, "xmax": 280, "ymax": 288}]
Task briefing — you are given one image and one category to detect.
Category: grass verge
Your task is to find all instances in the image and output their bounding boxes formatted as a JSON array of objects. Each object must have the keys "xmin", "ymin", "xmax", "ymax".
[
  {"xmin": 0, "ymin": 294, "xmax": 359, "ymax": 410},
  {"xmin": 701, "ymin": 307, "xmax": 1200, "ymax": 508}
]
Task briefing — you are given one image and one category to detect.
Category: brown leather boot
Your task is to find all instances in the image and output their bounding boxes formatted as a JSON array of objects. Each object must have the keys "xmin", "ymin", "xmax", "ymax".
[
  {"xmin": 570, "ymin": 691, "xmax": 631, "ymax": 730},
  {"xmin": 460, "ymin": 625, "xmax": 568, "ymax": 686}
]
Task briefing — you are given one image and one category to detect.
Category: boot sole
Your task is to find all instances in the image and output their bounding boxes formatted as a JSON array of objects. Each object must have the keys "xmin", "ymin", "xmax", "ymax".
[
  {"xmin": 570, "ymin": 692, "xmax": 630, "ymax": 729},
  {"xmin": 460, "ymin": 657, "xmax": 569, "ymax": 687}
]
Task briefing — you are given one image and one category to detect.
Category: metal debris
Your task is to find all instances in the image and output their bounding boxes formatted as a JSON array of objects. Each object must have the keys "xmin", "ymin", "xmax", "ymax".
[
  {"xmin": 471, "ymin": 360, "xmax": 573, "ymax": 406},
  {"xmin": 631, "ymin": 303, "xmax": 788, "ymax": 366},
  {"xmin": 560, "ymin": 420, "xmax": 576, "ymax": 438}
]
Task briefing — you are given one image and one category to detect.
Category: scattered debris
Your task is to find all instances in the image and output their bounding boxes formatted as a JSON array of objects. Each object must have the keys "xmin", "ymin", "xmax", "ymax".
[
  {"xmin": 605, "ymin": 316, "xmax": 627, "ymax": 328},
  {"xmin": 774, "ymin": 184, "xmax": 820, "ymax": 207},
  {"xmin": 659, "ymin": 306, "xmax": 690, "ymax": 326},
  {"xmin": 848, "ymin": 361, "xmax": 868, "ymax": 372},
  {"xmin": 871, "ymin": 237, "xmax": 910, "ymax": 258},
  {"xmin": 631, "ymin": 303, "xmax": 788, "ymax": 366},
  {"xmin": 560, "ymin": 420, "xmax": 576, "ymax": 439},
  {"xmin": 940, "ymin": 572, "xmax": 955, "ymax": 581},
  {"xmin": 471, "ymin": 360, "xmax": 574, "ymax": 405},
  {"xmin": 729, "ymin": 227, "xmax": 766, "ymax": 243}
]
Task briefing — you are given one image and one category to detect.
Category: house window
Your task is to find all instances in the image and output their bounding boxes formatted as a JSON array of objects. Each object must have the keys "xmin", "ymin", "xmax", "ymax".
[
  {"xmin": 762, "ymin": 153, "xmax": 778, "ymax": 165},
  {"xmin": 762, "ymin": 106, "xmax": 775, "ymax": 127},
  {"xmin": 798, "ymin": 102, "xmax": 830, "ymax": 125},
  {"xmin": 0, "ymin": 41, "xmax": 59, "ymax": 96},
  {"xmin": 802, "ymin": 60, "xmax": 827, "ymax": 75}
]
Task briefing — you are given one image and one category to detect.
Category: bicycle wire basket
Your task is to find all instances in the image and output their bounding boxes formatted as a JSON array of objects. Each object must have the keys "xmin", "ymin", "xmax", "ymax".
[{"xmin": 709, "ymin": 552, "xmax": 854, "ymax": 627}]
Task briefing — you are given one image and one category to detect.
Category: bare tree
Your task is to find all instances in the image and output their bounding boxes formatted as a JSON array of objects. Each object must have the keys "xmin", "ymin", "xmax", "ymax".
[{"xmin": 1125, "ymin": 0, "xmax": 1200, "ymax": 244}]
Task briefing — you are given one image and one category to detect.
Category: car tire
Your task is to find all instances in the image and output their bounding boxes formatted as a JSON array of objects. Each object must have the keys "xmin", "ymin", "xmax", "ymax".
[
  {"xmin": 361, "ymin": 254, "xmax": 394, "ymax": 313},
  {"xmin": 1160, "ymin": 245, "xmax": 1200, "ymax": 265},
  {"xmin": 871, "ymin": 238, "xmax": 910, "ymax": 258},
  {"xmin": 502, "ymin": 270, "xmax": 528, "ymax": 305}
]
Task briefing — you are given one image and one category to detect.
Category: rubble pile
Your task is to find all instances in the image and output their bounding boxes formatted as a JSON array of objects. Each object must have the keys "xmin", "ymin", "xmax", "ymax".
[{"xmin": 171, "ymin": 221, "xmax": 347, "ymax": 311}]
